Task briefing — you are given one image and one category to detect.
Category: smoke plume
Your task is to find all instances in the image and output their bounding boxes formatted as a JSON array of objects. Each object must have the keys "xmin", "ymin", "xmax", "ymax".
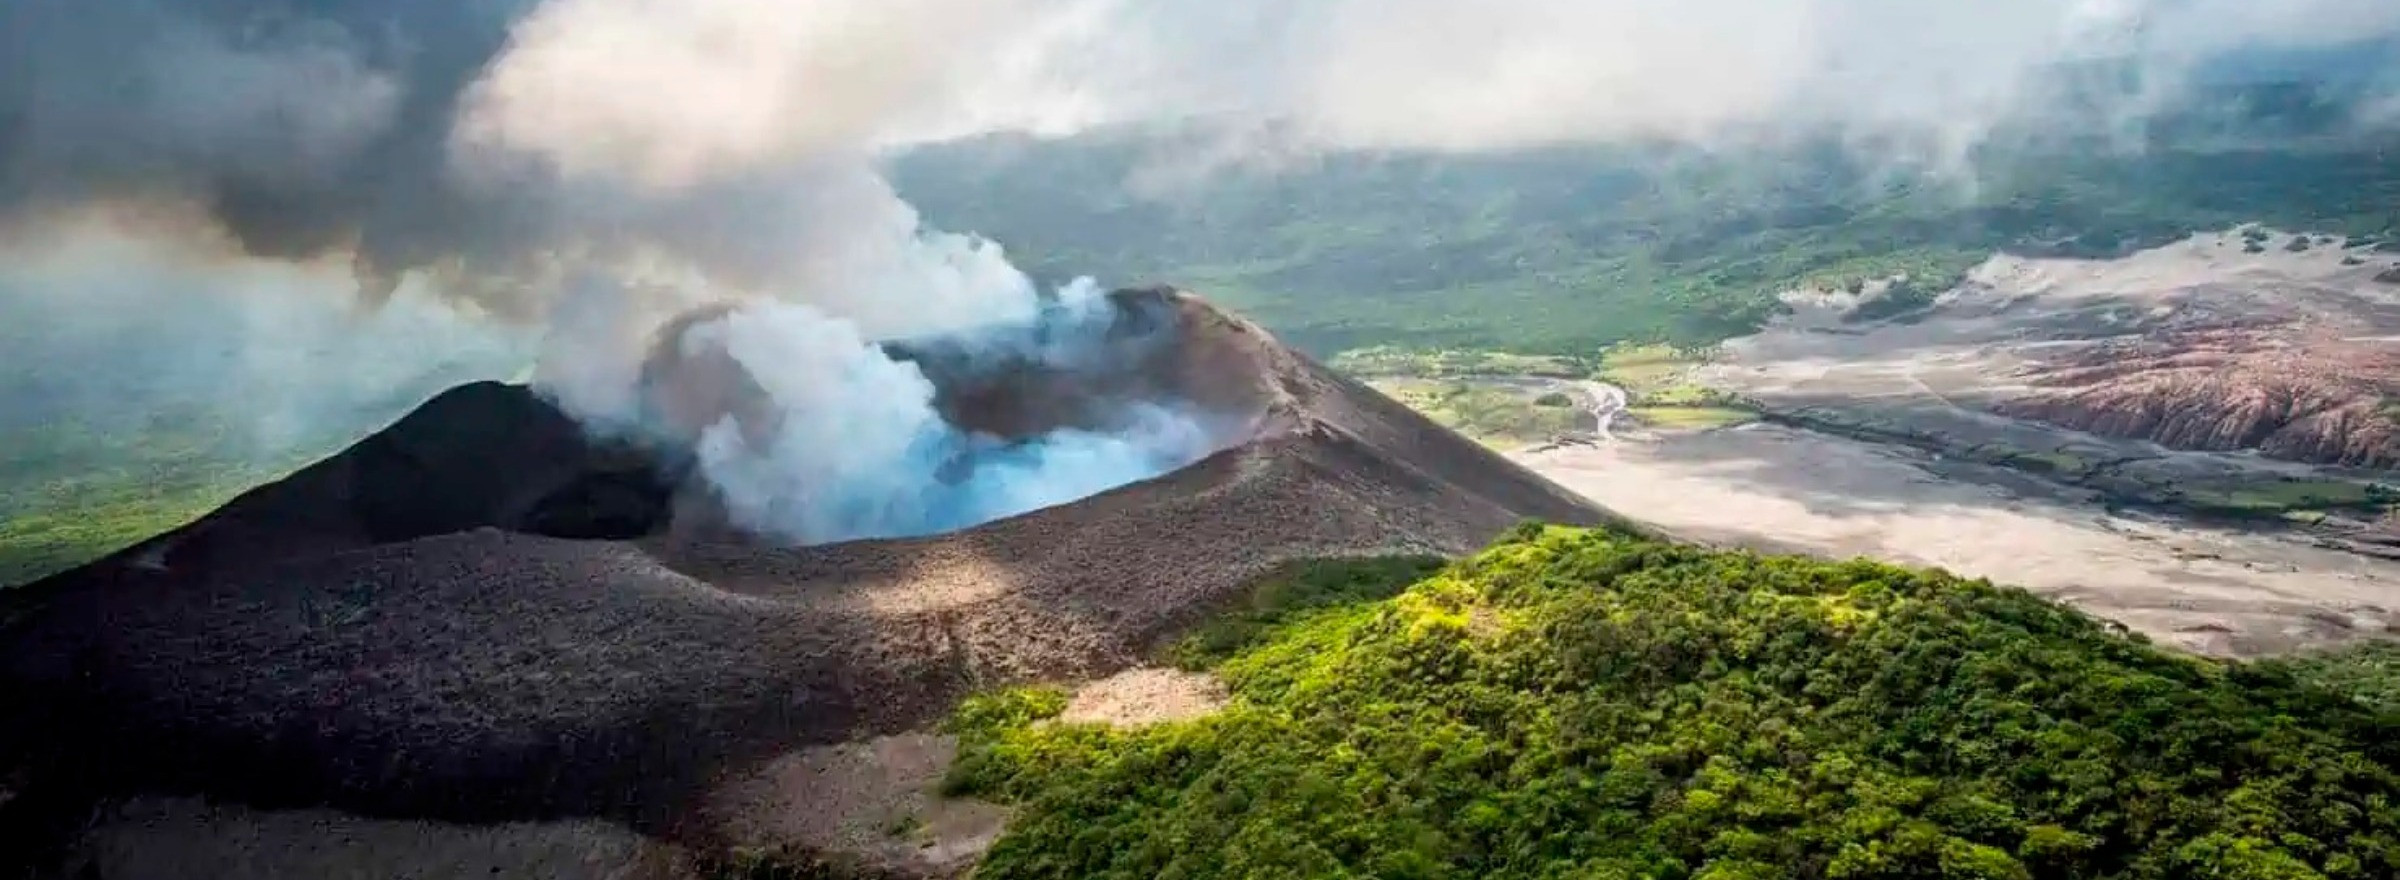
[
  {"xmin": 6, "ymin": 1, "xmax": 2397, "ymax": 308},
  {"xmin": 5, "ymin": 0, "xmax": 2397, "ymax": 544},
  {"xmin": 667, "ymin": 293, "xmax": 1228, "ymax": 544}
]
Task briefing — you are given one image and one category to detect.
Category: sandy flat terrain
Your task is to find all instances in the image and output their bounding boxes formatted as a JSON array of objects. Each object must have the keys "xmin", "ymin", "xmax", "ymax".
[
  {"xmin": 1712, "ymin": 230, "xmax": 2400, "ymax": 401},
  {"xmin": 1698, "ymin": 231, "xmax": 2400, "ymax": 489},
  {"xmin": 1511, "ymin": 233, "xmax": 2400, "ymax": 658},
  {"xmin": 1516, "ymin": 423, "xmax": 2400, "ymax": 657}
]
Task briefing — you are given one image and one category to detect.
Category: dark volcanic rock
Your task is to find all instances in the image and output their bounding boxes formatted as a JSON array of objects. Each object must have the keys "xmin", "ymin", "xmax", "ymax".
[
  {"xmin": 0, "ymin": 289, "xmax": 1624, "ymax": 874},
  {"xmin": 39, "ymin": 381, "xmax": 679, "ymax": 582}
]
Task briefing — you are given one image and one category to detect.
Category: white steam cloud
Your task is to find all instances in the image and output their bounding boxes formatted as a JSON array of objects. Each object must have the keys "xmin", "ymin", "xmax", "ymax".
[
  {"xmin": 454, "ymin": 0, "xmax": 1063, "ymax": 190},
  {"xmin": 677, "ymin": 0, "xmax": 2397, "ymax": 155},
  {"xmin": 5, "ymin": 0, "xmax": 2397, "ymax": 544},
  {"xmin": 444, "ymin": 0, "xmax": 1245, "ymax": 542},
  {"xmin": 9, "ymin": 1, "xmax": 2397, "ymax": 308},
  {"xmin": 674, "ymin": 296, "xmax": 1223, "ymax": 544}
]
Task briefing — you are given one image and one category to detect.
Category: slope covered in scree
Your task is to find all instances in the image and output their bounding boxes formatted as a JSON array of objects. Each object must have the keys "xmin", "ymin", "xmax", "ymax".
[
  {"xmin": 952, "ymin": 525, "xmax": 2400, "ymax": 880},
  {"xmin": 0, "ymin": 288, "xmax": 1617, "ymax": 872}
]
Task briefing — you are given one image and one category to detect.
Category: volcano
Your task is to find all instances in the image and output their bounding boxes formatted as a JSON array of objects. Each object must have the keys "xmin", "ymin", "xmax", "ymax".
[{"xmin": 0, "ymin": 288, "xmax": 1622, "ymax": 875}]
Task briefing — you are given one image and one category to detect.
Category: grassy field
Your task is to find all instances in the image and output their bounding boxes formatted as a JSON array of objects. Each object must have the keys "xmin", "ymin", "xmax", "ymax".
[
  {"xmin": 0, "ymin": 402, "xmax": 351, "ymax": 585},
  {"xmin": 0, "ymin": 432, "xmax": 296, "ymax": 586},
  {"xmin": 1599, "ymin": 345, "xmax": 1760, "ymax": 432},
  {"xmin": 1346, "ymin": 343, "xmax": 1761, "ymax": 438},
  {"xmin": 0, "ymin": 486, "xmax": 247, "ymax": 586},
  {"xmin": 2170, "ymin": 479, "xmax": 2399, "ymax": 524},
  {"xmin": 1594, "ymin": 344, "xmax": 1703, "ymax": 391},
  {"xmin": 1330, "ymin": 347, "xmax": 1587, "ymax": 379},
  {"xmin": 1364, "ymin": 379, "xmax": 1586, "ymax": 447},
  {"xmin": 1625, "ymin": 404, "xmax": 1758, "ymax": 431}
]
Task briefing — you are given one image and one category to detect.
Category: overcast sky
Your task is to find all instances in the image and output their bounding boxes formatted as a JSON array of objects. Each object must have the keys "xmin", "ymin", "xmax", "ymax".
[{"xmin": 1, "ymin": 0, "xmax": 2393, "ymax": 315}]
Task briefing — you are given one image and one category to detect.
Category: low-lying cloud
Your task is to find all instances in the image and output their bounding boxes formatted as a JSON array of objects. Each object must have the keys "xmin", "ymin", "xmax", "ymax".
[
  {"xmin": 6, "ymin": 1, "xmax": 2395, "ymax": 315},
  {"xmin": 0, "ymin": 216, "xmax": 531, "ymax": 507},
  {"xmin": 2, "ymin": 0, "xmax": 2395, "ymax": 543},
  {"xmin": 905, "ymin": 0, "xmax": 2400, "ymax": 154}
]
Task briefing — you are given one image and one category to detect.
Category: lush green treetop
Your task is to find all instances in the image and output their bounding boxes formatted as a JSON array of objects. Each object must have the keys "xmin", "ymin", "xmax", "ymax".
[{"xmin": 950, "ymin": 525, "xmax": 2400, "ymax": 879}]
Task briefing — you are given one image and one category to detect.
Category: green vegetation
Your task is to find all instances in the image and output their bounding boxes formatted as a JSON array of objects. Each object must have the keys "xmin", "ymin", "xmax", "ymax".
[
  {"xmin": 0, "ymin": 489, "xmax": 234, "ymax": 586},
  {"xmin": 1765, "ymin": 408, "xmax": 2398, "ymax": 526},
  {"xmin": 2002, "ymin": 451, "xmax": 2098, "ymax": 480},
  {"xmin": 2175, "ymin": 479, "xmax": 2397, "ymax": 520},
  {"xmin": 1165, "ymin": 556, "xmax": 1450, "ymax": 669},
  {"xmin": 1595, "ymin": 345, "xmax": 1759, "ymax": 432},
  {"xmin": 2272, "ymin": 642, "xmax": 2400, "ymax": 714},
  {"xmin": 1634, "ymin": 384, "xmax": 1744, "ymax": 409},
  {"xmin": 2244, "ymin": 226, "xmax": 2279, "ymax": 254},
  {"xmin": 1367, "ymin": 379, "xmax": 1586, "ymax": 446},
  {"xmin": 944, "ymin": 685, "xmax": 1074, "ymax": 742},
  {"xmin": 1332, "ymin": 347, "xmax": 1587, "ymax": 379},
  {"xmin": 0, "ymin": 414, "xmax": 307, "ymax": 585},
  {"xmin": 1627, "ymin": 405, "xmax": 1758, "ymax": 431},
  {"xmin": 1846, "ymin": 276, "xmax": 1950, "ymax": 324},
  {"xmin": 896, "ymin": 137, "xmax": 2400, "ymax": 355},
  {"xmin": 1596, "ymin": 344, "xmax": 1704, "ymax": 392},
  {"xmin": 948, "ymin": 525, "xmax": 2400, "ymax": 879}
]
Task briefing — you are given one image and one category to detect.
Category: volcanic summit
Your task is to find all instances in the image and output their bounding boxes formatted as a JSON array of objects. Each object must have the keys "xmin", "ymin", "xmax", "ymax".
[{"xmin": 0, "ymin": 287, "xmax": 1618, "ymax": 875}]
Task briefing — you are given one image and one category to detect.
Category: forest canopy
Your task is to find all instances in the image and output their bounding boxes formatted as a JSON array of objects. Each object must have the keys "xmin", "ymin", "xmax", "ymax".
[{"xmin": 946, "ymin": 525, "xmax": 2400, "ymax": 880}]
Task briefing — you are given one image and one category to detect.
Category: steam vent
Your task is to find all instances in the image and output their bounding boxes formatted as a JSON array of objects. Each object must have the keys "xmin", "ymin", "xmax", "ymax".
[{"xmin": 0, "ymin": 288, "xmax": 1619, "ymax": 875}]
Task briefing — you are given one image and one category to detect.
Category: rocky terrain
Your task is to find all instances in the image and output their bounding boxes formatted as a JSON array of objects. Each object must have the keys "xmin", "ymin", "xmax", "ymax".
[
  {"xmin": 1987, "ymin": 240, "xmax": 2400, "ymax": 470},
  {"xmin": 0, "ymin": 289, "xmax": 1619, "ymax": 878},
  {"xmin": 1701, "ymin": 231, "xmax": 2400, "ymax": 540},
  {"xmin": 1996, "ymin": 325, "xmax": 2400, "ymax": 469},
  {"xmin": 1494, "ymin": 231, "xmax": 2400, "ymax": 668}
]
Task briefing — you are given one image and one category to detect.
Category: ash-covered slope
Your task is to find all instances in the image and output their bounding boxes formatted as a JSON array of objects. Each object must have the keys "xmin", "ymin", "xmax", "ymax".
[
  {"xmin": 1980, "ymin": 236, "xmax": 2400, "ymax": 469},
  {"xmin": 1994, "ymin": 323, "xmax": 2400, "ymax": 469},
  {"xmin": 0, "ymin": 288, "xmax": 1615, "ymax": 871},
  {"xmin": 1715, "ymin": 232, "xmax": 2400, "ymax": 472}
]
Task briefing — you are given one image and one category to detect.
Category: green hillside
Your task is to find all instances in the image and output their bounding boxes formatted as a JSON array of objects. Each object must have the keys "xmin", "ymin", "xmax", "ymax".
[
  {"xmin": 946, "ymin": 526, "xmax": 2400, "ymax": 880},
  {"xmin": 894, "ymin": 138, "xmax": 2400, "ymax": 355},
  {"xmin": 0, "ymin": 409, "xmax": 303, "ymax": 586}
]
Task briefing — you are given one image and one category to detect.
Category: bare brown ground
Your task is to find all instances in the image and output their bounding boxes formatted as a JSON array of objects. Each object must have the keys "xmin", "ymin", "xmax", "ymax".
[
  {"xmin": 0, "ymin": 289, "xmax": 1617, "ymax": 876},
  {"xmin": 1057, "ymin": 668, "xmax": 1229, "ymax": 728},
  {"xmin": 1548, "ymin": 233, "xmax": 2400, "ymax": 658},
  {"xmin": 706, "ymin": 734, "xmax": 1005, "ymax": 879},
  {"xmin": 1714, "ymin": 231, "xmax": 2400, "ymax": 472},
  {"xmin": 67, "ymin": 797, "xmax": 696, "ymax": 880}
]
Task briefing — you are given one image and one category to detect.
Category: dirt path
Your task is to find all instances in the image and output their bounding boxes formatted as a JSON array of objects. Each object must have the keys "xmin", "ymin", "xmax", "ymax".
[{"xmin": 1515, "ymin": 424, "xmax": 2400, "ymax": 657}]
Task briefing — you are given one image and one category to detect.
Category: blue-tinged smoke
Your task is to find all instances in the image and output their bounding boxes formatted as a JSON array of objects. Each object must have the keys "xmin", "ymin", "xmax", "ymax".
[{"xmin": 662, "ymin": 289, "xmax": 1228, "ymax": 545}]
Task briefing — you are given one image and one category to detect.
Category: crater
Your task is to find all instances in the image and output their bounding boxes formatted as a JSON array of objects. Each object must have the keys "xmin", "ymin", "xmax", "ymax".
[
  {"xmin": 0, "ymin": 286, "xmax": 1614, "ymax": 870},
  {"xmin": 630, "ymin": 286, "xmax": 1283, "ymax": 544}
]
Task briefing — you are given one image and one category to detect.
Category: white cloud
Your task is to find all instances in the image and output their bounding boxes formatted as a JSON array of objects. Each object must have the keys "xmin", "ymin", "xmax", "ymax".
[{"xmin": 456, "ymin": 0, "xmax": 1080, "ymax": 188}]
